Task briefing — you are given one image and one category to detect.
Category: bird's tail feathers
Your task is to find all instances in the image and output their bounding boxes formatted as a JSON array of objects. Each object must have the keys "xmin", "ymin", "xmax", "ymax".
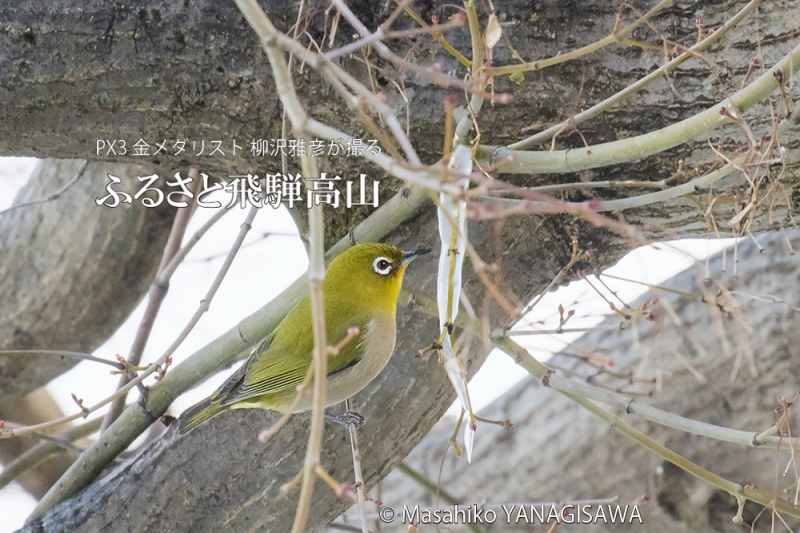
[{"xmin": 177, "ymin": 397, "xmax": 226, "ymax": 434}]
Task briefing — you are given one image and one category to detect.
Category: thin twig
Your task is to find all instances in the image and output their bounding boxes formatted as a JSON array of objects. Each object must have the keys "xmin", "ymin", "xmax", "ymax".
[
  {"xmin": 395, "ymin": 462, "xmax": 487, "ymax": 533},
  {"xmin": 289, "ymin": 147, "xmax": 327, "ymax": 533},
  {"xmin": 222, "ymin": 3, "xmax": 487, "ymax": 193},
  {"xmin": 397, "ymin": 1, "xmax": 471, "ymax": 68},
  {"xmin": 0, "ymin": 350, "xmax": 125, "ymax": 372},
  {"xmin": 157, "ymin": 203, "xmax": 238, "ymax": 279},
  {"xmin": 503, "ymin": 327, "xmax": 620, "ymax": 336},
  {"xmin": 324, "ymin": 15, "xmax": 464, "ymax": 61},
  {"xmin": 497, "ymin": 179, "xmax": 669, "ymax": 195},
  {"xmin": 233, "ymin": 2, "xmax": 329, "ymax": 531},
  {"xmin": 345, "ymin": 399, "xmax": 369, "ymax": 533},
  {"xmin": 102, "ymin": 167, "xmax": 202, "ymax": 430},
  {"xmin": 396, "ymin": 462, "xmax": 463, "ymax": 506},
  {"xmin": 241, "ymin": 0, "xmax": 422, "ymax": 166},
  {"xmin": 488, "ymin": 0, "xmax": 674, "ymax": 77},
  {"xmin": 331, "ymin": 0, "xmax": 493, "ymax": 94},
  {"xmin": 0, "ymin": 161, "xmax": 89, "ymax": 217},
  {"xmin": 479, "ymin": 161, "xmax": 740, "ymax": 213}
]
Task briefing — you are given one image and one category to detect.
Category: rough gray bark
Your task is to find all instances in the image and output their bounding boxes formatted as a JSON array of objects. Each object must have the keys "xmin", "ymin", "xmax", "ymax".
[
  {"xmin": 2, "ymin": 0, "xmax": 799, "ymax": 531},
  {"xmin": 0, "ymin": 159, "xmax": 175, "ymax": 399},
  {"xmin": 370, "ymin": 230, "xmax": 800, "ymax": 533},
  {"xmin": 2, "ymin": 1, "xmax": 798, "ymax": 185}
]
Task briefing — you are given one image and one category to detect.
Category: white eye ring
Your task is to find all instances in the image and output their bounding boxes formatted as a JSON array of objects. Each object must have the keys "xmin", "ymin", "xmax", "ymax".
[{"xmin": 373, "ymin": 256, "xmax": 393, "ymax": 276}]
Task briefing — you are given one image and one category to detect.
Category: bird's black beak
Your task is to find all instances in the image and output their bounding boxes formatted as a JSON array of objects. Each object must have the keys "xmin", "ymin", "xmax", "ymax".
[{"xmin": 402, "ymin": 247, "xmax": 431, "ymax": 266}]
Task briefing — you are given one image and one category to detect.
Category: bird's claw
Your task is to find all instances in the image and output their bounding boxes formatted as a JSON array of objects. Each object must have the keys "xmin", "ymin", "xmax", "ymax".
[{"xmin": 325, "ymin": 410, "xmax": 365, "ymax": 429}]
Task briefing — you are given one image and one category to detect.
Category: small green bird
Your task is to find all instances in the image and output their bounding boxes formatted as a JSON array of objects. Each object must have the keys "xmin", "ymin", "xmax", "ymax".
[{"xmin": 178, "ymin": 242, "xmax": 428, "ymax": 434}]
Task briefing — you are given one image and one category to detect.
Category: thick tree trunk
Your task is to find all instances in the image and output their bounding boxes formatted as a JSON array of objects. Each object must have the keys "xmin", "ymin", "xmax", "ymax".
[
  {"xmin": 2, "ymin": 0, "xmax": 799, "ymax": 531},
  {"xmin": 370, "ymin": 229, "xmax": 800, "ymax": 533},
  {"xmin": 0, "ymin": 159, "xmax": 175, "ymax": 496},
  {"xmin": 2, "ymin": 1, "xmax": 798, "ymax": 181},
  {"xmin": 0, "ymin": 159, "xmax": 174, "ymax": 399}
]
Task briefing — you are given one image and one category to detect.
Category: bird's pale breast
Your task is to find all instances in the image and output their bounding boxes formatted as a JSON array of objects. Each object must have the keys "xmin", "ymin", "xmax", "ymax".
[{"xmin": 288, "ymin": 315, "xmax": 397, "ymax": 412}]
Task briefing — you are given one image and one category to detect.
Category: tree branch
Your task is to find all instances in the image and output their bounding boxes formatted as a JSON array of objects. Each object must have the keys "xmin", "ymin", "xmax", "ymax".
[{"xmin": 480, "ymin": 43, "xmax": 800, "ymax": 174}]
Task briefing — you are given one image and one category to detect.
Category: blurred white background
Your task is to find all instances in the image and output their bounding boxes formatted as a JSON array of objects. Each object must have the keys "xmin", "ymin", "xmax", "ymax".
[{"xmin": 0, "ymin": 158, "xmax": 731, "ymax": 530}]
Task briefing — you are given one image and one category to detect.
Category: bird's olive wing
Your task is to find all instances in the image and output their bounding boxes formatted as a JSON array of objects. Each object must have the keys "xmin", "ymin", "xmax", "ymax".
[
  {"xmin": 219, "ymin": 315, "xmax": 369, "ymax": 405},
  {"xmin": 224, "ymin": 361, "xmax": 308, "ymax": 402},
  {"xmin": 206, "ymin": 333, "xmax": 274, "ymax": 405}
]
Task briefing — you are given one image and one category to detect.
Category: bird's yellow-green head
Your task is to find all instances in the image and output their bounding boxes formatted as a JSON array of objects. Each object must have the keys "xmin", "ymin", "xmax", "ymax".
[{"xmin": 325, "ymin": 243, "xmax": 429, "ymax": 317}]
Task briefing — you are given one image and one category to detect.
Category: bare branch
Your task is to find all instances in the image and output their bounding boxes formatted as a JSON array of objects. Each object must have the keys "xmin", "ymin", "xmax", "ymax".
[
  {"xmin": 102, "ymin": 168, "xmax": 202, "ymax": 430},
  {"xmin": 483, "ymin": 43, "xmax": 800, "ymax": 173}
]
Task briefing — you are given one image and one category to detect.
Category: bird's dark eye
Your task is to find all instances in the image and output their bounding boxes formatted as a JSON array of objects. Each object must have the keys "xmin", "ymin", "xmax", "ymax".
[{"xmin": 372, "ymin": 256, "xmax": 393, "ymax": 276}]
